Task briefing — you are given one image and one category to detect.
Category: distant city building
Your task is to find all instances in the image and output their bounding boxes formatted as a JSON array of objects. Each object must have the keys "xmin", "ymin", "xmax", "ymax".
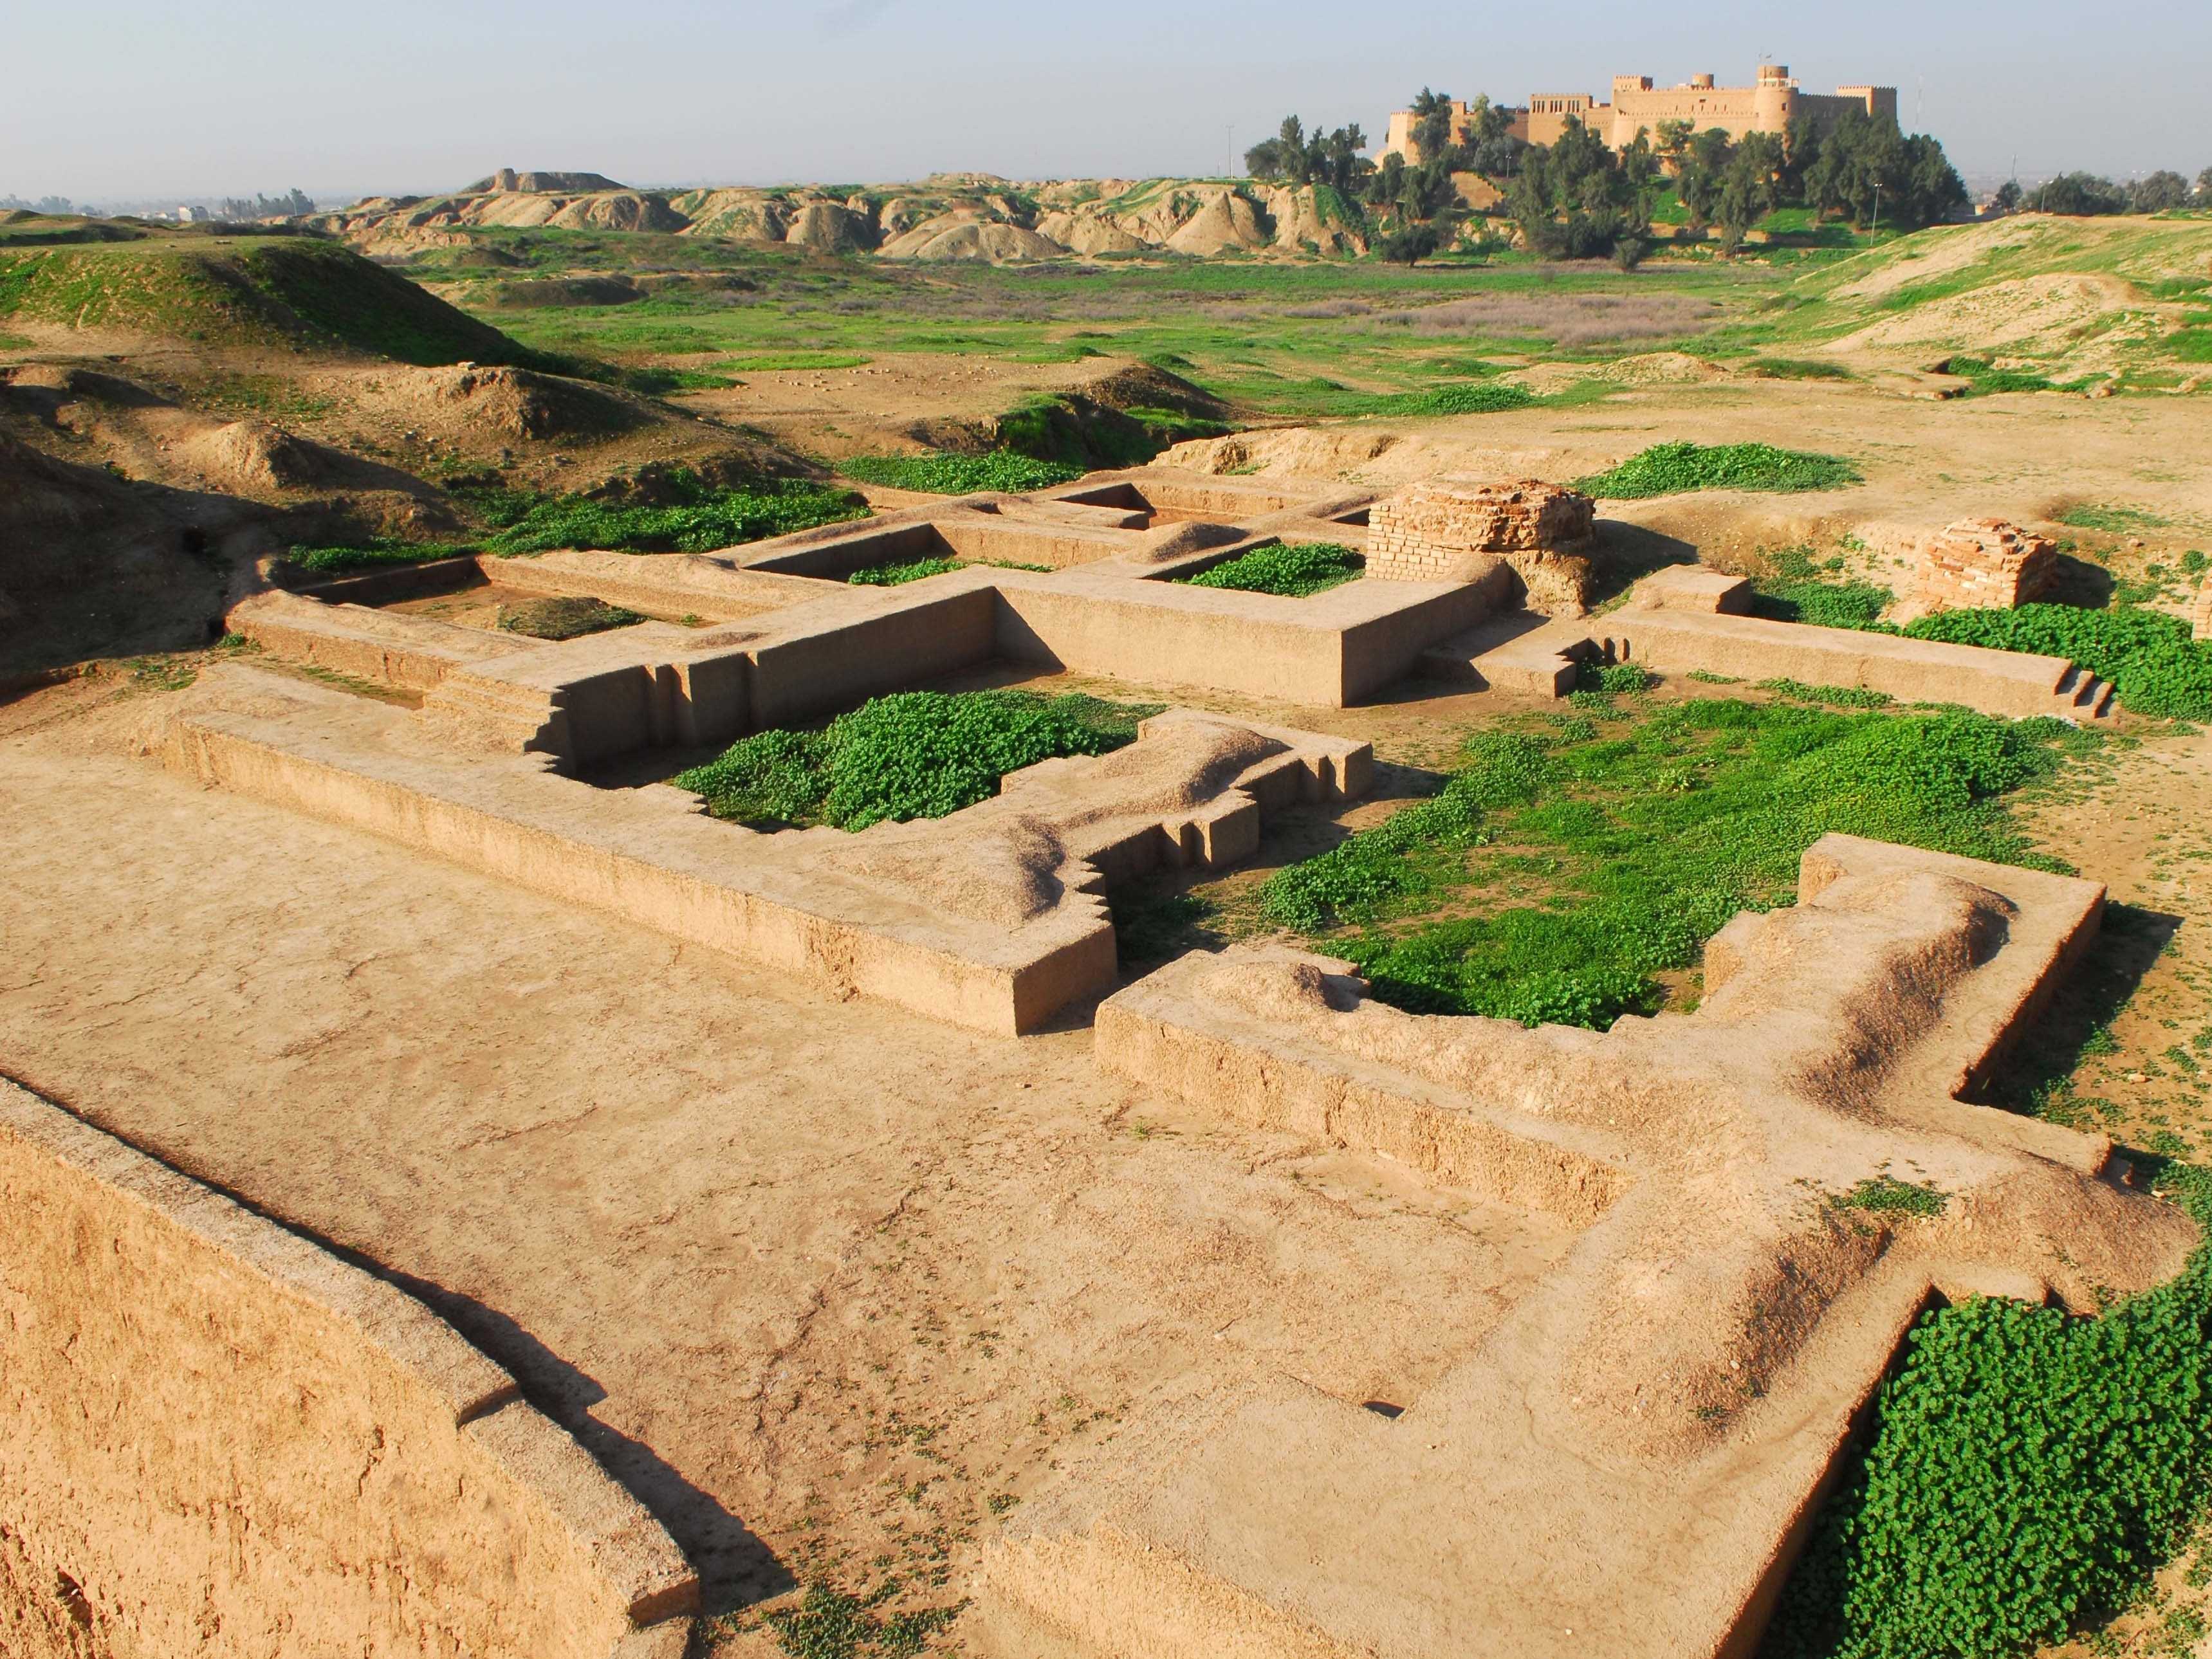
[{"xmin": 1379, "ymin": 65, "xmax": 1899, "ymax": 164}]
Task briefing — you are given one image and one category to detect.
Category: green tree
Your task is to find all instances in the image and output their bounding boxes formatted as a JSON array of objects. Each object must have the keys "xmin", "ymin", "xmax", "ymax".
[
  {"xmin": 1675, "ymin": 127, "xmax": 1733, "ymax": 233},
  {"xmin": 1715, "ymin": 131, "xmax": 1785, "ymax": 249},
  {"xmin": 2129, "ymin": 170, "xmax": 2192, "ymax": 212},
  {"xmin": 1380, "ymin": 221, "xmax": 1442, "ymax": 265},
  {"xmin": 1366, "ymin": 152, "xmax": 1407, "ymax": 206},
  {"xmin": 2027, "ymin": 172, "xmax": 2128, "ymax": 215},
  {"xmin": 1466, "ymin": 94, "xmax": 1513, "ymax": 147},
  {"xmin": 1408, "ymin": 89, "xmax": 1456, "ymax": 164},
  {"xmin": 1314, "ymin": 124, "xmax": 1371, "ymax": 195},
  {"xmin": 1504, "ymin": 116, "xmax": 1651, "ymax": 259},
  {"xmin": 1800, "ymin": 110, "xmax": 1963, "ymax": 230}
]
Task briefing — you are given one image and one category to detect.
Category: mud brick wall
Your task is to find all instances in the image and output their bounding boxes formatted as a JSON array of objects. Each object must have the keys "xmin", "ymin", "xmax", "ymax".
[{"xmin": 0, "ymin": 1079, "xmax": 695, "ymax": 1659}]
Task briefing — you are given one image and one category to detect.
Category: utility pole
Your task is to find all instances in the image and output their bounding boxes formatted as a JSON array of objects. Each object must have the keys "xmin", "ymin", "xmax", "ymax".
[
  {"xmin": 1227, "ymin": 125, "xmax": 1236, "ymax": 180},
  {"xmin": 1871, "ymin": 183, "xmax": 1881, "ymax": 237}
]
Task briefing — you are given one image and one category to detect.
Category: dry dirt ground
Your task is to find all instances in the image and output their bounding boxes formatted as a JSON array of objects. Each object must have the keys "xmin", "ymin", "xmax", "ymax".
[
  {"xmin": 674, "ymin": 352, "xmax": 1136, "ymax": 461},
  {"xmin": 1160, "ymin": 377, "xmax": 2212, "ymax": 573}
]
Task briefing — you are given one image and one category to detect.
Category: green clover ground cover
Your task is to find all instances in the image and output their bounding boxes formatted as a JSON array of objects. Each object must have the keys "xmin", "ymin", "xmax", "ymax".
[
  {"xmin": 673, "ymin": 690, "xmax": 1157, "ymax": 830},
  {"xmin": 1750, "ymin": 545, "xmax": 1896, "ymax": 631},
  {"xmin": 1261, "ymin": 696, "xmax": 2087, "ymax": 1029},
  {"xmin": 1765, "ymin": 1164, "xmax": 2212, "ymax": 1659},
  {"xmin": 1732, "ymin": 545, "xmax": 2212, "ymax": 722},
  {"xmin": 836, "ymin": 452, "xmax": 1085, "ymax": 495},
  {"xmin": 1574, "ymin": 441, "xmax": 1863, "ymax": 499},
  {"xmin": 480, "ymin": 477, "xmax": 866, "ymax": 555},
  {"xmin": 1906, "ymin": 604, "xmax": 2212, "ymax": 722},
  {"xmin": 1177, "ymin": 542, "xmax": 1364, "ymax": 598},
  {"xmin": 848, "ymin": 556, "xmax": 964, "ymax": 587}
]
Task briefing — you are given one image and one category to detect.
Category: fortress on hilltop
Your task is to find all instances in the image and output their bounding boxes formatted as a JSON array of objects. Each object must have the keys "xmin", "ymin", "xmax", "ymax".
[{"xmin": 1379, "ymin": 64, "xmax": 1899, "ymax": 163}]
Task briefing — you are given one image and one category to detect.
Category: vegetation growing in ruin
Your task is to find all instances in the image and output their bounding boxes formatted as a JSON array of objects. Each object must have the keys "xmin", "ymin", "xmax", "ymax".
[
  {"xmin": 1574, "ymin": 441, "xmax": 1863, "ymax": 499},
  {"xmin": 674, "ymin": 690, "xmax": 1158, "ymax": 830},
  {"xmin": 481, "ymin": 476, "xmax": 867, "ymax": 555},
  {"xmin": 1750, "ymin": 544, "xmax": 1895, "ymax": 630},
  {"xmin": 282, "ymin": 476, "xmax": 867, "ymax": 571},
  {"xmin": 2058, "ymin": 504, "xmax": 2171, "ymax": 535},
  {"xmin": 1744, "ymin": 548, "xmax": 2212, "ymax": 721},
  {"xmin": 755, "ymin": 1581, "xmax": 964, "ymax": 1659},
  {"xmin": 1767, "ymin": 1162, "xmax": 2212, "ymax": 1659},
  {"xmin": 1575, "ymin": 660, "xmax": 1655, "ymax": 695},
  {"xmin": 847, "ymin": 556, "xmax": 964, "ymax": 587},
  {"xmin": 288, "ymin": 538, "xmax": 472, "ymax": 574},
  {"xmin": 836, "ymin": 452, "xmax": 1083, "ymax": 495},
  {"xmin": 1177, "ymin": 542, "xmax": 1363, "ymax": 598},
  {"xmin": 1262, "ymin": 696, "xmax": 2088, "ymax": 1029}
]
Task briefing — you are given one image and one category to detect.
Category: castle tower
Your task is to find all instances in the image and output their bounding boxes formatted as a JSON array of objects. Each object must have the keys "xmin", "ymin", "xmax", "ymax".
[{"xmin": 1753, "ymin": 63, "xmax": 1798, "ymax": 134}]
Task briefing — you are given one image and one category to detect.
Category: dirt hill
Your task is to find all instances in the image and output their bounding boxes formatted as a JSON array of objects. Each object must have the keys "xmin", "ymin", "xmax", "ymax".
[{"xmin": 0, "ymin": 232, "xmax": 529, "ymax": 365}]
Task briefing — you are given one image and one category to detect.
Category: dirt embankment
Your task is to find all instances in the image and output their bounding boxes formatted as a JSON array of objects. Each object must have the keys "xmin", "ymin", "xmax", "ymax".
[
  {"xmin": 0, "ymin": 341, "xmax": 807, "ymax": 677},
  {"xmin": 318, "ymin": 173, "xmax": 1373, "ymax": 264}
]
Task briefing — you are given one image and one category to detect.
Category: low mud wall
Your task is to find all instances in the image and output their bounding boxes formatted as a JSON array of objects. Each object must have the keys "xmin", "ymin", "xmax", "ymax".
[
  {"xmin": 1623, "ymin": 610, "xmax": 2072, "ymax": 717},
  {"xmin": 0, "ymin": 1077, "xmax": 696, "ymax": 1659},
  {"xmin": 995, "ymin": 575, "xmax": 1494, "ymax": 708}
]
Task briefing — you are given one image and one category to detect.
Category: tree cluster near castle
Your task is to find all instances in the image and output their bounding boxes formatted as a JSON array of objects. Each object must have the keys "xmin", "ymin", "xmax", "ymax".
[{"xmin": 1246, "ymin": 66, "xmax": 1969, "ymax": 264}]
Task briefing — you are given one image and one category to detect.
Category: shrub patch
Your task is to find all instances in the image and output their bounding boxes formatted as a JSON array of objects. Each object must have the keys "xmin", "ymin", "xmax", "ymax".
[
  {"xmin": 849, "ymin": 556, "xmax": 964, "ymax": 587},
  {"xmin": 1261, "ymin": 697, "xmax": 2087, "ymax": 1029},
  {"xmin": 1905, "ymin": 603, "xmax": 2212, "ymax": 721},
  {"xmin": 1574, "ymin": 441, "xmax": 1863, "ymax": 499},
  {"xmin": 1765, "ymin": 1164, "xmax": 2212, "ymax": 1659},
  {"xmin": 674, "ymin": 690, "xmax": 1159, "ymax": 830},
  {"xmin": 1177, "ymin": 542, "xmax": 1363, "ymax": 597},
  {"xmin": 836, "ymin": 452, "xmax": 1084, "ymax": 495}
]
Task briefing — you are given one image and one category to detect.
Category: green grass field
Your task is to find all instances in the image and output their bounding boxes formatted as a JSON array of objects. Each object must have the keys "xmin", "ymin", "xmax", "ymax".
[
  {"xmin": 388, "ymin": 211, "xmax": 2212, "ymax": 421},
  {"xmin": 402, "ymin": 226, "xmax": 1774, "ymax": 419}
]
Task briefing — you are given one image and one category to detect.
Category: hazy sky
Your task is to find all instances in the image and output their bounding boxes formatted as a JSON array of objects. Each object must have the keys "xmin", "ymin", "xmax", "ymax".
[{"xmin": 10, "ymin": 0, "xmax": 2209, "ymax": 203}]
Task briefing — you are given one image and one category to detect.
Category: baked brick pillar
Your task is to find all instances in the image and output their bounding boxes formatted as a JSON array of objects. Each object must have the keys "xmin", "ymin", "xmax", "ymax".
[
  {"xmin": 1913, "ymin": 518, "xmax": 2058, "ymax": 614},
  {"xmin": 1367, "ymin": 477, "xmax": 1598, "ymax": 614}
]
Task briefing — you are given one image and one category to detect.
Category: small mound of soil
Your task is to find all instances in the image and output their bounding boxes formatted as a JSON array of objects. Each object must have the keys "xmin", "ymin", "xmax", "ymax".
[
  {"xmin": 183, "ymin": 420, "xmax": 351, "ymax": 491},
  {"xmin": 495, "ymin": 594, "xmax": 642, "ymax": 641},
  {"xmin": 380, "ymin": 364, "xmax": 647, "ymax": 441}
]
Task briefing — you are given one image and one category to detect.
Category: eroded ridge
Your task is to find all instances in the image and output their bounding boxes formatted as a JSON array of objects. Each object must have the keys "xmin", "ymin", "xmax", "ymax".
[
  {"xmin": 981, "ymin": 835, "xmax": 2196, "ymax": 1659},
  {"xmin": 157, "ymin": 665, "xmax": 1370, "ymax": 1034}
]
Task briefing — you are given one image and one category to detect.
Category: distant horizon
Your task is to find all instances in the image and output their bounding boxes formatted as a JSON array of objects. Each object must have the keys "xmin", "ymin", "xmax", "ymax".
[
  {"xmin": 9, "ymin": 0, "xmax": 2207, "ymax": 205},
  {"xmin": 10, "ymin": 160, "xmax": 2153, "ymax": 222}
]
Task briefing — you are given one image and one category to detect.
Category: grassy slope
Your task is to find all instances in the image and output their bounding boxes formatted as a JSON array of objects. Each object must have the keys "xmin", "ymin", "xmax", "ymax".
[
  {"xmin": 1706, "ymin": 215, "xmax": 2212, "ymax": 387},
  {"xmin": 0, "ymin": 233, "xmax": 529, "ymax": 365}
]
